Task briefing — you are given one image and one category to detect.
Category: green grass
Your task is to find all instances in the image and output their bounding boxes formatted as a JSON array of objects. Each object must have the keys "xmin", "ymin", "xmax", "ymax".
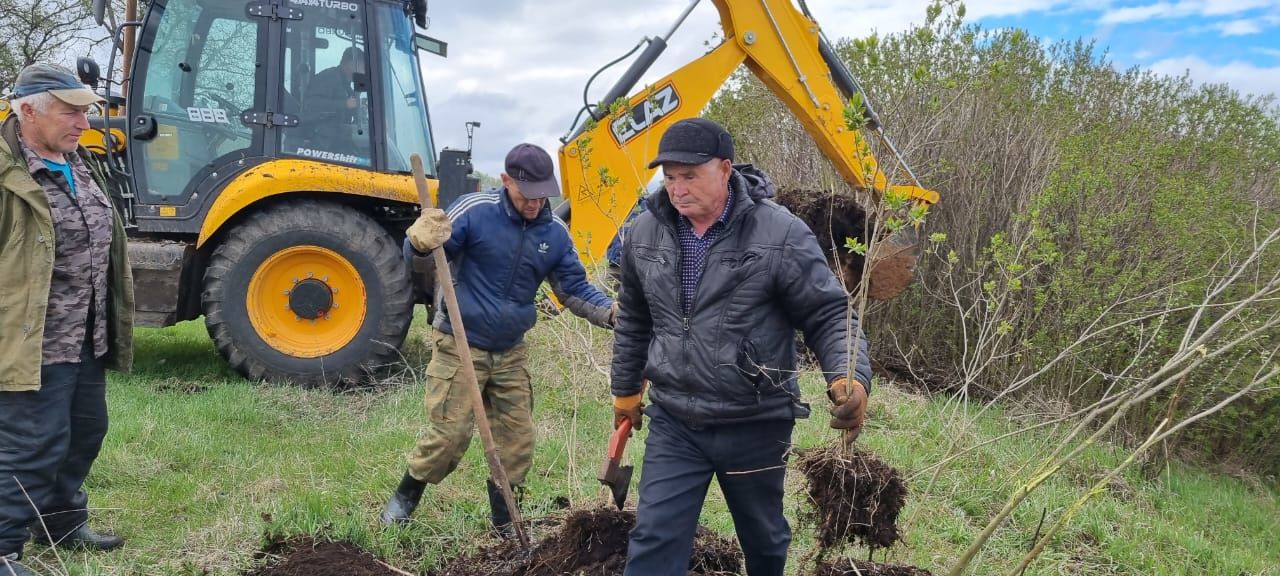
[{"xmin": 22, "ymin": 313, "xmax": 1280, "ymax": 575}]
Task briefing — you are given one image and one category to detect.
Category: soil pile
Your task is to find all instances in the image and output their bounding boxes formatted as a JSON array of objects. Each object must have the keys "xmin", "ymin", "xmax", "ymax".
[
  {"xmin": 430, "ymin": 507, "xmax": 742, "ymax": 576},
  {"xmin": 775, "ymin": 187, "xmax": 919, "ymax": 300},
  {"xmin": 245, "ymin": 537, "xmax": 400, "ymax": 576}
]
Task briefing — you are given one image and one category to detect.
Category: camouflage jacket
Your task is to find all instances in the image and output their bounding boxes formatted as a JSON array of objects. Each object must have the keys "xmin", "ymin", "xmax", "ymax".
[{"xmin": 0, "ymin": 115, "xmax": 134, "ymax": 391}]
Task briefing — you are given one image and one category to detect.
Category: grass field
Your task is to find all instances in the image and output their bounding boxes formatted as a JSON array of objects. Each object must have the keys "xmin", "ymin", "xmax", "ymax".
[{"xmin": 19, "ymin": 312, "xmax": 1279, "ymax": 575}]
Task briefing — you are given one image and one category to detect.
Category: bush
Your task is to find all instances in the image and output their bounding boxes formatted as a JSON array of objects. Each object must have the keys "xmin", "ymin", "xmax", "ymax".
[{"xmin": 706, "ymin": 1, "xmax": 1280, "ymax": 475}]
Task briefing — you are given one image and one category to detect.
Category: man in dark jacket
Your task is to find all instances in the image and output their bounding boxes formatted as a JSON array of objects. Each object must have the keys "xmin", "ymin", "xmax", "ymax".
[
  {"xmin": 381, "ymin": 143, "xmax": 616, "ymax": 533},
  {"xmin": 611, "ymin": 118, "xmax": 871, "ymax": 575},
  {"xmin": 302, "ymin": 46, "xmax": 367, "ymax": 162},
  {"xmin": 1, "ymin": 64, "xmax": 135, "ymax": 576}
]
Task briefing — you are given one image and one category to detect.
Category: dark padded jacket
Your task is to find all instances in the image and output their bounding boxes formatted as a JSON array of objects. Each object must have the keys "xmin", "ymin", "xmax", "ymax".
[{"xmin": 611, "ymin": 165, "xmax": 871, "ymax": 426}]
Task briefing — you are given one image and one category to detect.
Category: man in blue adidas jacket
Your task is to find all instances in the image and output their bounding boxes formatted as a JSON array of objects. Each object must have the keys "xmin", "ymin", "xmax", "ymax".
[{"xmin": 381, "ymin": 143, "xmax": 615, "ymax": 534}]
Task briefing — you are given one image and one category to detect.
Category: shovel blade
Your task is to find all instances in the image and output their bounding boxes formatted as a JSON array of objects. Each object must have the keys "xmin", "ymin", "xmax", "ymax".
[{"xmin": 608, "ymin": 465, "xmax": 633, "ymax": 509}]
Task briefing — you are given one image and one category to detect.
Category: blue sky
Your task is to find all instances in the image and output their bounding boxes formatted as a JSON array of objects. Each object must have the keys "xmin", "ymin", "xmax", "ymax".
[
  {"xmin": 424, "ymin": 1, "xmax": 1280, "ymax": 175},
  {"xmin": 976, "ymin": 1, "xmax": 1280, "ymax": 98}
]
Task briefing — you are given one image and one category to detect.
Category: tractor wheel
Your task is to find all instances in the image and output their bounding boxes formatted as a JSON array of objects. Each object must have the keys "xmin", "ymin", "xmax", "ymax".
[{"xmin": 202, "ymin": 200, "xmax": 413, "ymax": 386}]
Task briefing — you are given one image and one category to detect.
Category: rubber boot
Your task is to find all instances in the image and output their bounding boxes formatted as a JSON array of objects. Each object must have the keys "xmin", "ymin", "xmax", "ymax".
[
  {"xmin": 37, "ymin": 525, "xmax": 124, "ymax": 551},
  {"xmin": 1, "ymin": 552, "xmax": 37, "ymax": 576},
  {"xmin": 380, "ymin": 471, "xmax": 427, "ymax": 525},
  {"xmin": 486, "ymin": 479, "xmax": 518, "ymax": 539}
]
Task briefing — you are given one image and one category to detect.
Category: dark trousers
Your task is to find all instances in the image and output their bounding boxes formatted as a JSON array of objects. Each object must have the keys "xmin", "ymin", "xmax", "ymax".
[
  {"xmin": 0, "ymin": 339, "xmax": 108, "ymax": 555},
  {"xmin": 624, "ymin": 404, "xmax": 794, "ymax": 576}
]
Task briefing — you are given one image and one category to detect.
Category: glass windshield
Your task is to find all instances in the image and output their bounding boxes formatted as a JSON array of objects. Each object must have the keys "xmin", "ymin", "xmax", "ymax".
[
  {"xmin": 281, "ymin": 1, "xmax": 372, "ymax": 167},
  {"xmin": 133, "ymin": 0, "xmax": 262, "ymax": 201},
  {"xmin": 374, "ymin": 4, "xmax": 435, "ymax": 175}
]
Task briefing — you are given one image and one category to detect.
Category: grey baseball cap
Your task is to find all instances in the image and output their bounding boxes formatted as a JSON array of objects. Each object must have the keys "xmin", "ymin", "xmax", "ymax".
[
  {"xmin": 10, "ymin": 63, "xmax": 103, "ymax": 106},
  {"xmin": 647, "ymin": 117, "xmax": 735, "ymax": 168},
  {"xmin": 505, "ymin": 143, "xmax": 560, "ymax": 199}
]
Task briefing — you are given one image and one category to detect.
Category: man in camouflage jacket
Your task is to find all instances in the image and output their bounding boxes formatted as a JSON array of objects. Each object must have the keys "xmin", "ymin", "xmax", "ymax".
[{"xmin": 0, "ymin": 64, "xmax": 134, "ymax": 576}]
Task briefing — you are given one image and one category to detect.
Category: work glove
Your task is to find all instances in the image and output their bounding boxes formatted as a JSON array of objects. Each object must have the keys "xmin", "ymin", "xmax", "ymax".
[
  {"xmin": 828, "ymin": 377, "xmax": 868, "ymax": 445},
  {"xmin": 613, "ymin": 382, "xmax": 646, "ymax": 431},
  {"xmin": 407, "ymin": 208, "xmax": 451, "ymax": 253}
]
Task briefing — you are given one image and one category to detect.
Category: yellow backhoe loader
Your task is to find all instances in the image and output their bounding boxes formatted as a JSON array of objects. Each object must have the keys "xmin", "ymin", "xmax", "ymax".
[
  {"xmin": 0, "ymin": 0, "xmax": 936, "ymax": 386},
  {"xmin": 554, "ymin": 0, "xmax": 939, "ymax": 295}
]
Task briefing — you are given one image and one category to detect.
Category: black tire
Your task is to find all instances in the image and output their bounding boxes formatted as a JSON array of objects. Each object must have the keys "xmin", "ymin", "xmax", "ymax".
[{"xmin": 202, "ymin": 200, "xmax": 413, "ymax": 386}]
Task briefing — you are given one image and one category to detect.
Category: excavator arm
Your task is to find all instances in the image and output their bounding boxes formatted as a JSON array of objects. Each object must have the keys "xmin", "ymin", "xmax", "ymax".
[{"xmin": 557, "ymin": 0, "xmax": 938, "ymax": 268}]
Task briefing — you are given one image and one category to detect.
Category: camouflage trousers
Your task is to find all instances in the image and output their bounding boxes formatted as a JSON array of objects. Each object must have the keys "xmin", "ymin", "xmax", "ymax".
[{"xmin": 406, "ymin": 329, "xmax": 534, "ymax": 486}]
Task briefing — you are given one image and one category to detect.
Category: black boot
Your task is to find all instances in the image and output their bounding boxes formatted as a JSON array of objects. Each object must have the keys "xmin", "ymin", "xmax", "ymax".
[
  {"xmin": 1, "ymin": 552, "xmax": 37, "ymax": 576},
  {"xmin": 486, "ymin": 479, "xmax": 520, "ymax": 539},
  {"xmin": 380, "ymin": 471, "xmax": 427, "ymax": 525},
  {"xmin": 36, "ymin": 525, "xmax": 124, "ymax": 551}
]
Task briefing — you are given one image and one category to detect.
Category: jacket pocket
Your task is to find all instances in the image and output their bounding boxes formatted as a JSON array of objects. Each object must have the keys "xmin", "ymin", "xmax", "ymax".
[
  {"xmin": 631, "ymin": 247, "xmax": 673, "ymax": 302},
  {"xmin": 734, "ymin": 337, "xmax": 787, "ymax": 400},
  {"xmin": 716, "ymin": 249, "xmax": 769, "ymax": 298}
]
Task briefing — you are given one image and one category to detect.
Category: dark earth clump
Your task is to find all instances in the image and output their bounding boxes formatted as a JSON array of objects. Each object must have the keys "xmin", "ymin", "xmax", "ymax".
[
  {"xmin": 774, "ymin": 187, "xmax": 870, "ymax": 292},
  {"xmin": 796, "ymin": 446, "xmax": 909, "ymax": 552},
  {"xmin": 815, "ymin": 558, "xmax": 934, "ymax": 576},
  {"xmin": 431, "ymin": 507, "xmax": 742, "ymax": 576},
  {"xmin": 775, "ymin": 187, "xmax": 919, "ymax": 300},
  {"xmin": 244, "ymin": 537, "xmax": 400, "ymax": 576}
]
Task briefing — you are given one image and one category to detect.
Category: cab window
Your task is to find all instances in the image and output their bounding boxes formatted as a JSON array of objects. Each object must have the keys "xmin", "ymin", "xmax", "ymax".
[{"xmin": 281, "ymin": 1, "xmax": 372, "ymax": 167}]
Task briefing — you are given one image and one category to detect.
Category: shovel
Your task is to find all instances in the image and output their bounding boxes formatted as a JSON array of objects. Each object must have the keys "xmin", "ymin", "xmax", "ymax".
[{"xmin": 597, "ymin": 416, "xmax": 635, "ymax": 509}]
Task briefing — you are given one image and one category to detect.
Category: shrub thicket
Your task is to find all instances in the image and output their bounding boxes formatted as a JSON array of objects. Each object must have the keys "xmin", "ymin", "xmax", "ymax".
[{"xmin": 707, "ymin": 1, "xmax": 1280, "ymax": 474}]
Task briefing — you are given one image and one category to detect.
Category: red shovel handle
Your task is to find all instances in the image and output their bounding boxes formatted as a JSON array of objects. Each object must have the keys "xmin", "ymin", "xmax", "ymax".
[{"xmin": 607, "ymin": 417, "xmax": 632, "ymax": 460}]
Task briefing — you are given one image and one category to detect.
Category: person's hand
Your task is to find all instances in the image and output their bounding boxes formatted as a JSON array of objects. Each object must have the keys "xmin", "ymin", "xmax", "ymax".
[
  {"xmin": 613, "ymin": 390, "xmax": 644, "ymax": 431},
  {"xmin": 407, "ymin": 209, "xmax": 451, "ymax": 253},
  {"xmin": 828, "ymin": 377, "xmax": 868, "ymax": 445},
  {"xmin": 346, "ymin": 96, "xmax": 358, "ymax": 109},
  {"xmin": 609, "ymin": 302, "xmax": 620, "ymax": 327}
]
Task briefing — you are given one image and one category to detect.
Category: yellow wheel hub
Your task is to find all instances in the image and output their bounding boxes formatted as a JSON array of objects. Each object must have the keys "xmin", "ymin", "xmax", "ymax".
[{"xmin": 246, "ymin": 245, "xmax": 367, "ymax": 358}]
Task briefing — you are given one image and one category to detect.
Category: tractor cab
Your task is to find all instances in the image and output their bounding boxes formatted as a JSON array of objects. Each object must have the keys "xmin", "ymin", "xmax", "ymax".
[{"xmin": 113, "ymin": 0, "xmax": 442, "ymax": 234}]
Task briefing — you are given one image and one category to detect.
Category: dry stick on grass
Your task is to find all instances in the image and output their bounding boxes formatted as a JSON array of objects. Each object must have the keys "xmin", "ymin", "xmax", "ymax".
[
  {"xmin": 1008, "ymin": 360, "xmax": 1278, "ymax": 576},
  {"xmin": 943, "ymin": 227, "xmax": 1280, "ymax": 576},
  {"xmin": 410, "ymin": 154, "xmax": 529, "ymax": 549},
  {"xmin": 376, "ymin": 558, "xmax": 416, "ymax": 576}
]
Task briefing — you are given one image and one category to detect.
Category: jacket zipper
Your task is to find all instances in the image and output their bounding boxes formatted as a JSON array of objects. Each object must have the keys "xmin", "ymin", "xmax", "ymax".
[{"xmin": 504, "ymin": 220, "xmax": 528, "ymax": 297}]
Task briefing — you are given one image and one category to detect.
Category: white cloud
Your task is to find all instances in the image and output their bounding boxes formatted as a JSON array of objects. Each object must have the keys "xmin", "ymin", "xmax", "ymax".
[
  {"xmin": 1201, "ymin": 0, "xmax": 1277, "ymax": 16},
  {"xmin": 1099, "ymin": 0, "xmax": 1277, "ymax": 24},
  {"xmin": 420, "ymin": 1, "xmax": 1278, "ymax": 172},
  {"xmin": 423, "ymin": 0, "xmax": 1086, "ymax": 171},
  {"xmin": 1101, "ymin": 2, "xmax": 1179, "ymax": 24},
  {"xmin": 1148, "ymin": 55, "xmax": 1280, "ymax": 97},
  {"xmin": 1216, "ymin": 18, "xmax": 1263, "ymax": 35}
]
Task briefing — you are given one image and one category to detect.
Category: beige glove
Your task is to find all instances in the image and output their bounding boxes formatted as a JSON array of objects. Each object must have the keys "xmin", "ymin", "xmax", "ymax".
[
  {"xmin": 407, "ymin": 208, "xmax": 452, "ymax": 253},
  {"xmin": 828, "ymin": 377, "xmax": 868, "ymax": 445},
  {"xmin": 613, "ymin": 381, "xmax": 647, "ymax": 431}
]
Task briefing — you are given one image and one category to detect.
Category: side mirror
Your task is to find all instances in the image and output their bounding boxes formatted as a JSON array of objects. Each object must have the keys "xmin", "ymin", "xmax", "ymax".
[
  {"xmin": 92, "ymin": 0, "xmax": 106, "ymax": 26},
  {"xmin": 77, "ymin": 58, "xmax": 102, "ymax": 89},
  {"xmin": 414, "ymin": 34, "xmax": 447, "ymax": 58}
]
